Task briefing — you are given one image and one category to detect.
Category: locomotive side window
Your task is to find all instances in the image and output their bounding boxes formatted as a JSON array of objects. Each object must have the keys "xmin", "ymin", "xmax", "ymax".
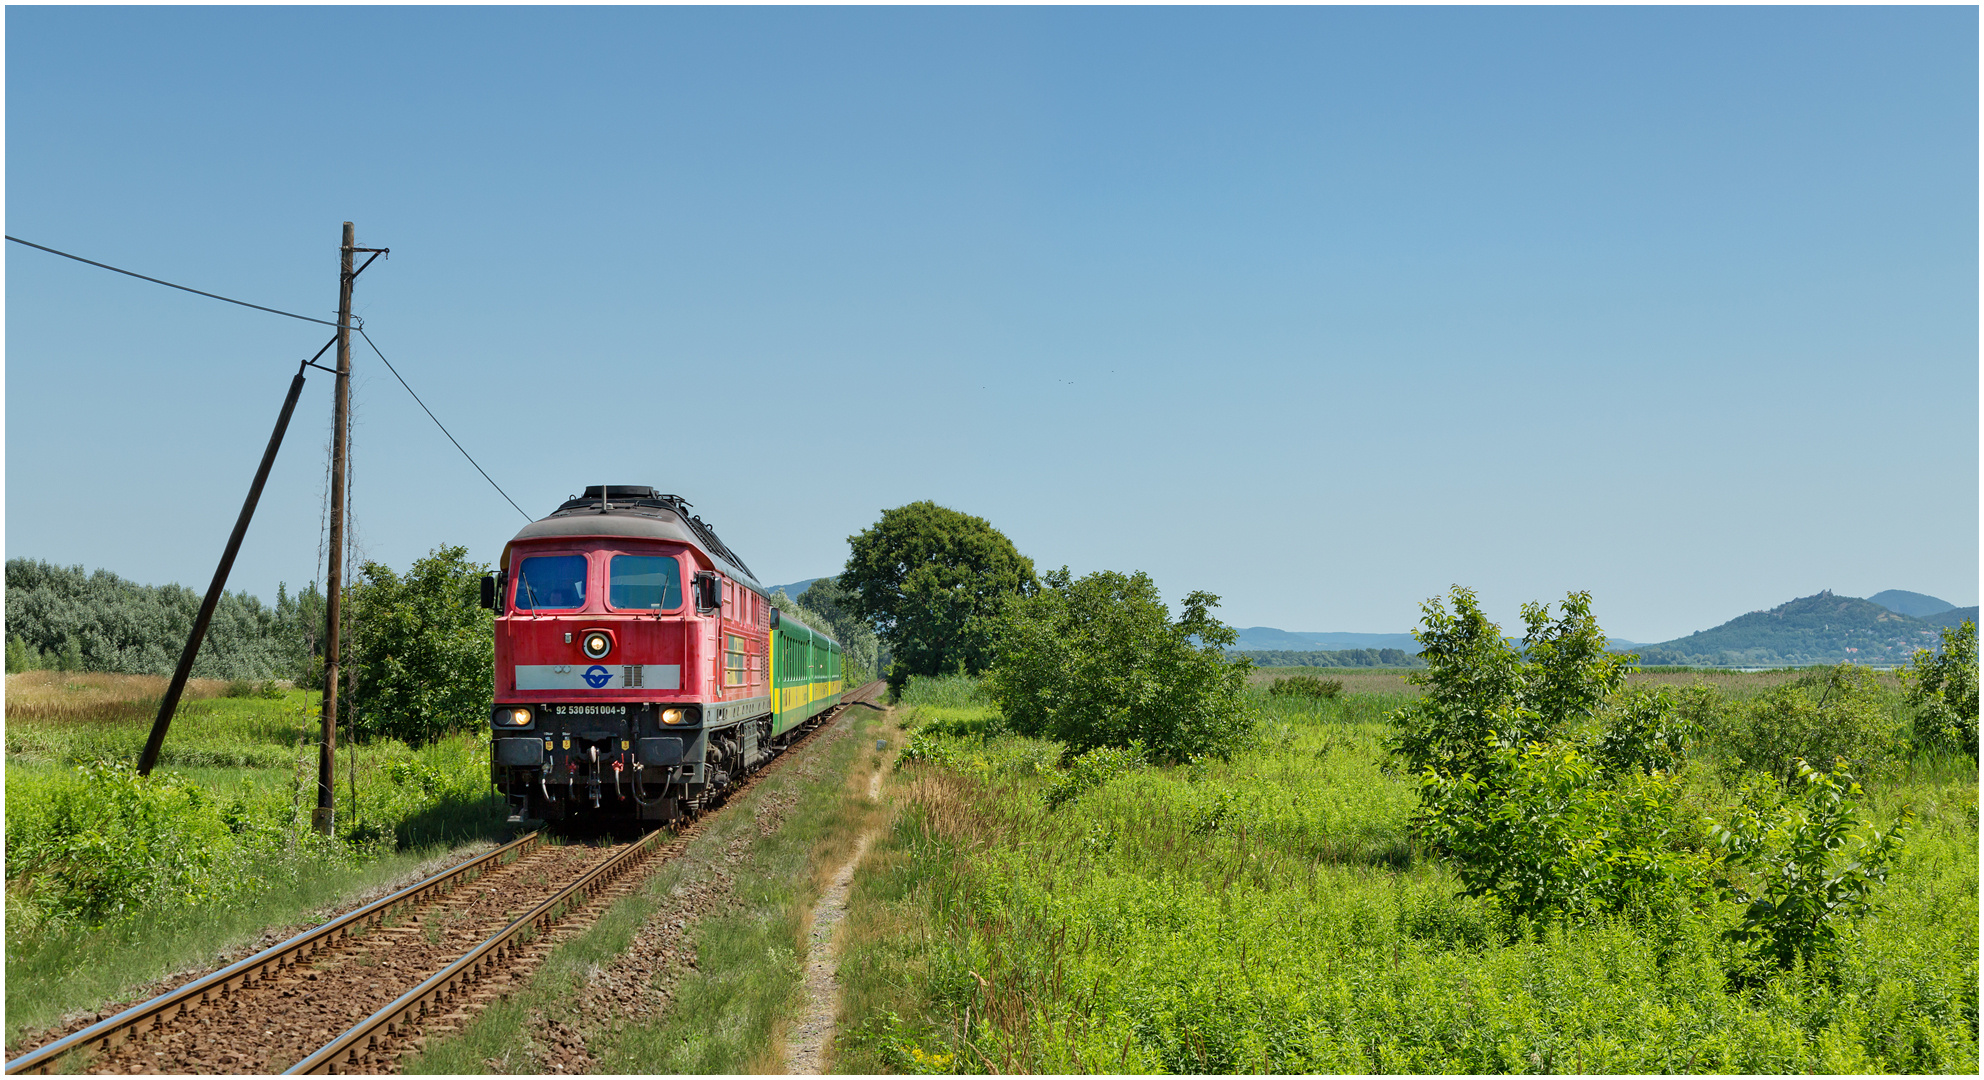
[
  {"xmin": 514, "ymin": 554, "xmax": 588, "ymax": 610},
  {"xmin": 607, "ymin": 555, "xmax": 682, "ymax": 611}
]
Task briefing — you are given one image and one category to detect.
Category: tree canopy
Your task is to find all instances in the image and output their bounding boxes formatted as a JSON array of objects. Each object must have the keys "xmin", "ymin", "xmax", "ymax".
[
  {"xmin": 3, "ymin": 558, "xmax": 311, "ymax": 680},
  {"xmin": 984, "ymin": 567, "xmax": 1254, "ymax": 764},
  {"xmin": 349, "ymin": 545, "xmax": 493, "ymax": 744},
  {"xmin": 836, "ymin": 501, "xmax": 1036, "ymax": 689}
]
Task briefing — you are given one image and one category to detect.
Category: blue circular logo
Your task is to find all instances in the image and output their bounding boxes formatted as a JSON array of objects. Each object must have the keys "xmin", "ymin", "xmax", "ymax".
[{"xmin": 582, "ymin": 664, "xmax": 612, "ymax": 688}]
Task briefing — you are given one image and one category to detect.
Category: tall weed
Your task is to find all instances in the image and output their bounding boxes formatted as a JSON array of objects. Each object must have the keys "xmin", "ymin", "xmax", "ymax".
[{"xmin": 897, "ymin": 673, "xmax": 993, "ymax": 708}]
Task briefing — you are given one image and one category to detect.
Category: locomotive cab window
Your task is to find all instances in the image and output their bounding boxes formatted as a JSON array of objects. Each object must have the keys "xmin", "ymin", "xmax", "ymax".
[
  {"xmin": 513, "ymin": 554, "xmax": 588, "ymax": 610},
  {"xmin": 608, "ymin": 555, "xmax": 682, "ymax": 611}
]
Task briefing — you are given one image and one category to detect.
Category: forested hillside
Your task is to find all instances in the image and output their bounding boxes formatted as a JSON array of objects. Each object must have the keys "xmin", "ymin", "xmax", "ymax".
[
  {"xmin": 1635, "ymin": 590, "xmax": 1951, "ymax": 667},
  {"xmin": 3, "ymin": 559, "xmax": 316, "ymax": 681}
]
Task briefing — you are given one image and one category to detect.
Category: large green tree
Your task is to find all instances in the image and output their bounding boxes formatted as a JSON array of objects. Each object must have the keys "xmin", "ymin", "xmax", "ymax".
[
  {"xmin": 348, "ymin": 545, "xmax": 494, "ymax": 745},
  {"xmin": 836, "ymin": 501, "xmax": 1036, "ymax": 689}
]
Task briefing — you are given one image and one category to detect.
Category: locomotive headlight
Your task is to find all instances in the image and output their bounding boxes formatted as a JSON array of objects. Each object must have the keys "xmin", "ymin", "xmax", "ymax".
[
  {"xmin": 661, "ymin": 708, "xmax": 687, "ymax": 725},
  {"xmin": 582, "ymin": 631, "xmax": 612, "ymax": 659},
  {"xmin": 496, "ymin": 707, "xmax": 532, "ymax": 727}
]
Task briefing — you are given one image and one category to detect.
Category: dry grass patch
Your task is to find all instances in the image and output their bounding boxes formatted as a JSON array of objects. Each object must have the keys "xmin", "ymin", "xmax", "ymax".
[{"xmin": 4, "ymin": 671, "xmax": 230, "ymax": 723}]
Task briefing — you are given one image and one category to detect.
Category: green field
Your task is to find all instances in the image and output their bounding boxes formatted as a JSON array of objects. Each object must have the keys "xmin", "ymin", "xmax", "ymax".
[
  {"xmin": 835, "ymin": 674, "xmax": 1978, "ymax": 1073},
  {"xmin": 3, "ymin": 671, "xmax": 511, "ymax": 1044}
]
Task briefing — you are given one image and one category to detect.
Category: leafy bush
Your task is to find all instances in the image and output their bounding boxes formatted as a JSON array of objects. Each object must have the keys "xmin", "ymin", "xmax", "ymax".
[
  {"xmin": 910, "ymin": 709, "xmax": 1009, "ymax": 741},
  {"xmin": 1268, "ymin": 675, "xmax": 1343, "ymax": 699},
  {"xmin": 1414, "ymin": 740, "xmax": 1715, "ymax": 925},
  {"xmin": 1709, "ymin": 664, "xmax": 1906, "ymax": 785},
  {"xmin": 1712, "ymin": 759, "xmax": 1909, "ymax": 973},
  {"xmin": 984, "ymin": 567, "xmax": 1254, "ymax": 764},
  {"xmin": 1594, "ymin": 686, "xmax": 1704, "ymax": 777},
  {"xmin": 1905, "ymin": 620, "xmax": 1978, "ymax": 755},
  {"xmin": 894, "ymin": 731, "xmax": 956, "ymax": 771},
  {"xmin": 5, "ymin": 761, "xmax": 344, "ymax": 932},
  {"xmin": 1389, "ymin": 587, "xmax": 1633, "ymax": 782},
  {"xmin": 1391, "ymin": 588, "xmax": 1730, "ymax": 926},
  {"xmin": 1042, "ymin": 743, "xmax": 1146, "ymax": 811},
  {"xmin": 348, "ymin": 545, "xmax": 494, "ymax": 745}
]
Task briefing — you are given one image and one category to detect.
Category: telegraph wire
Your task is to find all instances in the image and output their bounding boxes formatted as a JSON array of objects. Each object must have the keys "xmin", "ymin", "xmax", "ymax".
[
  {"xmin": 355, "ymin": 326, "xmax": 532, "ymax": 522},
  {"xmin": 11, "ymin": 231, "xmax": 533, "ymax": 524},
  {"xmin": 6, "ymin": 234, "xmax": 341, "ymax": 327}
]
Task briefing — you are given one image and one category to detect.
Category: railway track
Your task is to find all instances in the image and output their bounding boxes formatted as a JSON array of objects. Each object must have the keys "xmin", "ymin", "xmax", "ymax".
[{"xmin": 6, "ymin": 681, "xmax": 882, "ymax": 1076}]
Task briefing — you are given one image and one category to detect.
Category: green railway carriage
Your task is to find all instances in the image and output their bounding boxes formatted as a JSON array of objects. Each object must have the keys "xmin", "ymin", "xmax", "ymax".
[{"xmin": 770, "ymin": 610, "xmax": 843, "ymax": 735}]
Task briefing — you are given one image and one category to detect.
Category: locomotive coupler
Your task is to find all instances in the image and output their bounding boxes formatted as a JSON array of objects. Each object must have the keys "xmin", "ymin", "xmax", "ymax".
[{"xmin": 588, "ymin": 745, "xmax": 603, "ymax": 808}]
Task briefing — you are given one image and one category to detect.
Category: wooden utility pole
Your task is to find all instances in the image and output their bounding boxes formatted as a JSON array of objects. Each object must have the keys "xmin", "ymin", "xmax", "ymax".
[{"xmin": 314, "ymin": 222, "xmax": 356, "ymax": 835}]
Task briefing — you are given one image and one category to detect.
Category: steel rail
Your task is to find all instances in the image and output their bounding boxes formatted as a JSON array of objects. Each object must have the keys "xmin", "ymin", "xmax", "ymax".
[
  {"xmin": 291, "ymin": 684, "xmax": 881, "ymax": 1074},
  {"xmin": 286, "ymin": 822, "xmax": 672, "ymax": 1074},
  {"xmin": 4, "ymin": 832, "xmax": 542, "ymax": 1076}
]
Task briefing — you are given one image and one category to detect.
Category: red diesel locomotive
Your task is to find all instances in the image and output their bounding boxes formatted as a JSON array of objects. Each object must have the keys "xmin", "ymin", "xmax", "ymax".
[{"xmin": 482, "ymin": 486, "xmax": 843, "ymax": 824}]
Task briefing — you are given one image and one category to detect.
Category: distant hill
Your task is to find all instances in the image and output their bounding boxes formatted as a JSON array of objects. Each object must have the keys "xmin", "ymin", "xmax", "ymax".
[
  {"xmin": 765, "ymin": 577, "xmax": 822, "ymax": 599},
  {"xmin": 1634, "ymin": 590, "xmax": 1946, "ymax": 667},
  {"xmin": 1924, "ymin": 606, "xmax": 1979, "ymax": 629},
  {"xmin": 1867, "ymin": 589, "xmax": 1956, "ymax": 618},
  {"xmin": 1234, "ymin": 648, "xmax": 1423, "ymax": 668},
  {"xmin": 1231, "ymin": 627, "xmax": 1420, "ymax": 652}
]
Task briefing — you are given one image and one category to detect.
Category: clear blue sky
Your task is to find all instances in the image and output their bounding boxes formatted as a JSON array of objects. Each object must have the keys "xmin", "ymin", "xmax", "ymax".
[{"xmin": 6, "ymin": 6, "xmax": 1976, "ymax": 644}]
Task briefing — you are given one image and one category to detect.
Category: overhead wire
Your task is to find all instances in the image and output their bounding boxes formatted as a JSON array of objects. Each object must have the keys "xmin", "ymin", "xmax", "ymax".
[
  {"xmin": 355, "ymin": 326, "xmax": 532, "ymax": 522},
  {"xmin": 10, "ymin": 232, "xmax": 536, "ymax": 524},
  {"xmin": 6, "ymin": 234, "xmax": 341, "ymax": 327}
]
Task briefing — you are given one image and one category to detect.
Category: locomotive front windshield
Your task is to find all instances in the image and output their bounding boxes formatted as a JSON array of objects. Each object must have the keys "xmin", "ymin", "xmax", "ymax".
[
  {"xmin": 609, "ymin": 555, "xmax": 683, "ymax": 611},
  {"xmin": 514, "ymin": 554, "xmax": 587, "ymax": 610}
]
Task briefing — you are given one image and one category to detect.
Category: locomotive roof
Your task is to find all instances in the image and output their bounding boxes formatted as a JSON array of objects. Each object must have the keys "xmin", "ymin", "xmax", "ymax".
[{"xmin": 505, "ymin": 486, "xmax": 764, "ymax": 593}]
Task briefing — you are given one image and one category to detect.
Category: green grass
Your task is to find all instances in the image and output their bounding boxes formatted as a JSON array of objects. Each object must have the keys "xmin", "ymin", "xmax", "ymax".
[
  {"xmin": 5, "ymin": 842, "xmax": 493, "ymax": 1044},
  {"xmin": 5, "ymin": 676, "xmax": 516, "ymax": 1044},
  {"xmin": 834, "ymin": 686, "xmax": 1978, "ymax": 1073},
  {"xmin": 406, "ymin": 709, "xmax": 890, "ymax": 1073}
]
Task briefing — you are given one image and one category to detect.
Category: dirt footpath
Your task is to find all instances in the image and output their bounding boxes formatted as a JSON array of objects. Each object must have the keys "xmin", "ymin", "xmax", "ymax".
[{"xmin": 782, "ymin": 745, "xmax": 888, "ymax": 1073}]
